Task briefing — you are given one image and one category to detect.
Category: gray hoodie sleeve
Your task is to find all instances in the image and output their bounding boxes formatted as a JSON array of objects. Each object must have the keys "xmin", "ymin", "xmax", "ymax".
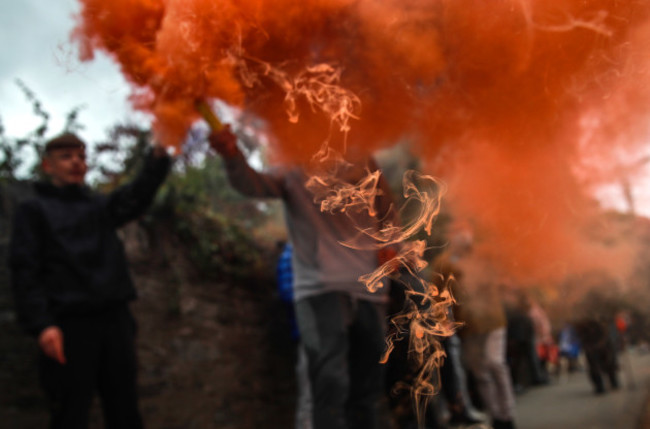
[{"xmin": 222, "ymin": 152, "xmax": 286, "ymax": 198}]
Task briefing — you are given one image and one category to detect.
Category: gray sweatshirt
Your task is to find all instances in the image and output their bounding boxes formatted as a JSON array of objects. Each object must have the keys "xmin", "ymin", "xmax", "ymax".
[{"xmin": 223, "ymin": 151, "xmax": 395, "ymax": 302}]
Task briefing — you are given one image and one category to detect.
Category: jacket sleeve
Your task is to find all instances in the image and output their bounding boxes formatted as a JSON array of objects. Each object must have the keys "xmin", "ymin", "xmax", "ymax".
[
  {"xmin": 108, "ymin": 149, "xmax": 171, "ymax": 227},
  {"xmin": 9, "ymin": 201, "xmax": 54, "ymax": 337},
  {"xmin": 222, "ymin": 151, "xmax": 285, "ymax": 198}
]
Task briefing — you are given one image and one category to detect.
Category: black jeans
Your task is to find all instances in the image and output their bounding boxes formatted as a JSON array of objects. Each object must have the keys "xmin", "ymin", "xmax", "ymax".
[
  {"xmin": 296, "ymin": 292, "xmax": 387, "ymax": 429},
  {"xmin": 39, "ymin": 304, "xmax": 142, "ymax": 429},
  {"xmin": 584, "ymin": 346, "xmax": 619, "ymax": 392}
]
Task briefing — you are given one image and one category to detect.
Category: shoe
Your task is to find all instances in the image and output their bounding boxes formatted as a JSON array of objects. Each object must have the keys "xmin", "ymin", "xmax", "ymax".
[
  {"xmin": 448, "ymin": 412, "xmax": 484, "ymax": 426},
  {"xmin": 492, "ymin": 418, "xmax": 516, "ymax": 429},
  {"xmin": 448, "ymin": 415, "xmax": 478, "ymax": 426}
]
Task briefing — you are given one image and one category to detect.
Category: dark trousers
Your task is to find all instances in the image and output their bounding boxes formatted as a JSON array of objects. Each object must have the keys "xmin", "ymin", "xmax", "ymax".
[
  {"xmin": 296, "ymin": 292, "xmax": 387, "ymax": 429},
  {"xmin": 39, "ymin": 304, "xmax": 142, "ymax": 429},
  {"xmin": 584, "ymin": 346, "xmax": 619, "ymax": 392}
]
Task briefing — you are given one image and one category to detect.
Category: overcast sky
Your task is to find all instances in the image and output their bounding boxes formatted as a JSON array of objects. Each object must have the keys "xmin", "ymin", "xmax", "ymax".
[{"xmin": 0, "ymin": 0, "xmax": 141, "ymax": 145}]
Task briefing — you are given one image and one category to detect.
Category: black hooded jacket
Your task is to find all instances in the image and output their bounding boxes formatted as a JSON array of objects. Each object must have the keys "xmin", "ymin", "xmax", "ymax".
[{"xmin": 9, "ymin": 151, "xmax": 170, "ymax": 336}]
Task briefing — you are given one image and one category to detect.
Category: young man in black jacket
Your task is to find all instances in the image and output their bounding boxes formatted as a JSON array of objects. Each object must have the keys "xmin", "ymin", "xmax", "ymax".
[{"xmin": 9, "ymin": 132, "xmax": 171, "ymax": 429}]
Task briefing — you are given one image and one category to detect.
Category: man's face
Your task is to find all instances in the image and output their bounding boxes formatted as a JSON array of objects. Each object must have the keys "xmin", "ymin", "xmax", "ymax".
[{"xmin": 42, "ymin": 147, "xmax": 88, "ymax": 187}]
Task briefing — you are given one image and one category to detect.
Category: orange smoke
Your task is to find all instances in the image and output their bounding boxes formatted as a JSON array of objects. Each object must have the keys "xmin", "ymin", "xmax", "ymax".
[
  {"xmin": 417, "ymin": 1, "xmax": 650, "ymax": 282},
  {"xmin": 73, "ymin": 0, "xmax": 650, "ymax": 282}
]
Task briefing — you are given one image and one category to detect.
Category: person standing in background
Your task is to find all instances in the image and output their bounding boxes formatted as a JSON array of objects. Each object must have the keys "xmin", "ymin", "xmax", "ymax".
[
  {"xmin": 276, "ymin": 241, "xmax": 313, "ymax": 429},
  {"xmin": 210, "ymin": 126, "xmax": 397, "ymax": 429}
]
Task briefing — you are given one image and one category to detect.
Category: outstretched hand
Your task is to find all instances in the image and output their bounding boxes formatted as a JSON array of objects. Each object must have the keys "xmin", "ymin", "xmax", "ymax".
[
  {"xmin": 208, "ymin": 125, "xmax": 239, "ymax": 158},
  {"xmin": 39, "ymin": 326, "xmax": 66, "ymax": 364}
]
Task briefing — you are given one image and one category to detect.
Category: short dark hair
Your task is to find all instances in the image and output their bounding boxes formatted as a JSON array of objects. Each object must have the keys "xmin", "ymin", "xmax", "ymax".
[{"xmin": 44, "ymin": 132, "xmax": 86, "ymax": 153}]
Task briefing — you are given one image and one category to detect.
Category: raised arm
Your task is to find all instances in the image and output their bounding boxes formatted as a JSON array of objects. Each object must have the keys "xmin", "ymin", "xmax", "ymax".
[
  {"xmin": 107, "ymin": 145, "xmax": 171, "ymax": 227},
  {"xmin": 209, "ymin": 126, "xmax": 285, "ymax": 198}
]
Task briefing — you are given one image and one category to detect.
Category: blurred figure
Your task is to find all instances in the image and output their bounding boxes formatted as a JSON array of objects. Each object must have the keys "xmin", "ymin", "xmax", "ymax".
[
  {"xmin": 383, "ymin": 272, "xmax": 445, "ymax": 429},
  {"xmin": 573, "ymin": 315, "xmax": 620, "ymax": 394},
  {"xmin": 458, "ymin": 283, "xmax": 517, "ymax": 429},
  {"xmin": 614, "ymin": 311, "xmax": 630, "ymax": 352},
  {"xmin": 210, "ymin": 127, "xmax": 396, "ymax": 429},
  {"xmin": 383, "ymin": 267, "xmax": 484, "ymax": 429},
  {"xmin": 439, "ymin": 334, "xmax": 487, "ymax": 426},
  {"xmin": 424, "ymin": 226, "xmax": 517, "ymax": 429},
  {"xmin": 504, "ymin": 292, "xmax": 535, "ymax": 393},
  {"xmin": 504, "ymin": 291, "xmax": 548, "ymax": 391},
  {"xmin": 446, "ymin": 229, "xmax": 517, "ymax": 429},
  {"xmin": 9, "ymin": 132, "xmax": 170, "ymax": 429},
  {"xmin": 276, "ymin": 241, "xmax": 313, "ymax": 429},
  {"xmin": 528, "ymin": 298, "xmax": 553, "ymax": 383},
  {"xmin": 556, "ymin": 323, "xmax": 581, "ymax": 375},
  {"xmin": 431, "ymin": 249, "xmax": 486, "ymax": 427}
]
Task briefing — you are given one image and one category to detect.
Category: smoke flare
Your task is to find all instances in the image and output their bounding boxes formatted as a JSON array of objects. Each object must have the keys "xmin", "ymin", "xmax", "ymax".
[{"xmin": 73, "ymin": 0, "xmax": 650, "ymax": 284}]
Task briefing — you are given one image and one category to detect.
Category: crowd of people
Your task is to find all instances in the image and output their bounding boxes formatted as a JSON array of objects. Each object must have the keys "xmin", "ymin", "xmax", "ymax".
[{"xmin": 8, "ymin": 128, "xmax": 632, "ymax": 429}]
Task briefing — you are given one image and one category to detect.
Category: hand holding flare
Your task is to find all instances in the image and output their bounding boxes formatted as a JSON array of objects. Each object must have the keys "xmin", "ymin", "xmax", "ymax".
[
  {"xmin": 208, "ymin": 126, "xmax": 239, "ymax": 158},
  {"xmin": 195, "ymin": 100, "xmax": 239, "ymax": 158},
  {"xmin": 195, "ymin": 100, "xmax": 224, "ymax": 132}
]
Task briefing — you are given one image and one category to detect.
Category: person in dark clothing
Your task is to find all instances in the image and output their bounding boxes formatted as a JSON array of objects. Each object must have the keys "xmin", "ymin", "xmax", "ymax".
[
  {"xmin": 573, "ymin": 316, "xmax": 620, "ymax": 394},
  {"xmin": 432, "ymin": 250, "xmax": 486, "ymax": 427},
  {"xmin": 384, "ymin": 267, "xmax": 484, "ymax": 429},
  {"xmin": 9, "ymin": 132, "xmax": 171, "ymax": 429},
  {"xmin": 504, "ymin": 292, "xmax": 547, "ymax": 392}
]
